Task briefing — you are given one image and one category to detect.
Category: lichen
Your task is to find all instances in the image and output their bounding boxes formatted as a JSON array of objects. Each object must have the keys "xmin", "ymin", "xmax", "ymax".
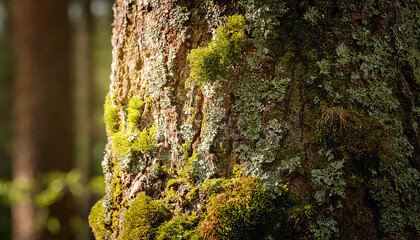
[
  {"xmin": 242, "ymin": 0, "xmax": 289, "ymax": 59},
  {"xmin": 169, "ymin": 6, "xmax": 190, "ymax": 31},
  {"xmin": 184, "ymin": 153, "xmax": 215, "ymax": 182},
  {"xmin": 309, "ymin": 217, "xmax": 339, "ymax": 240}
]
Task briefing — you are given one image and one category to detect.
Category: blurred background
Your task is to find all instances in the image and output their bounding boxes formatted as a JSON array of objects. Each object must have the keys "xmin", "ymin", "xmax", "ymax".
[{"xmin": 0, "ymin": 0, "xmax": 113, "ymax": 239}]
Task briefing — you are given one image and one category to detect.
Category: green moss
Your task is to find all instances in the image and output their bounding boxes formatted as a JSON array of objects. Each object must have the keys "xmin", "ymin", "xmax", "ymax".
[
  {"xmin": 181, "ymin": 142, "xmax": 191, "ymax": 160},
  {"xmin": 111, "ymin": 123, "xmax": 157, "ymax": 173},
  {"xmin": 88, "ymin": 199, "xmax": 108, "ymax": 239},
  {"xmin": 162, "ymin": 177, "xmax": 195, "ymax": 207},
  {"xmin": 315, "ymin": 106, "xmax": 384, "ymax": 172},
  {"xmin": 188, "ymin": 14, "xmax": 248, "ymax": 86},
  {"xmin": 132, "ymin": 123, "xmax": 157, "ymax": 156},
  {"xmin": 185, "ymin": 187, "xmax": 199, "ymax": 204},
  {"xmin": 110, "ymin": 131, "xmax": 132, "ymax": 159},
  {"xmin": 127, "ymin": 96, "xmax": 144, "ymax": 132},
  {"xmin": 200, "ymin": 178, "xmax": 227, "ymax": 195},
  {"xmin": 162, "ymin": 188, "xmax": 181, "ymax": 205},
  {"xmin": 121, "ymin": 192, "xmax": 171, "ymax": 240},
  {"xmin": 199, "ymin": 176, "xmax": 310, "ymax": 239},
  {"xmin": 110, "ymin": 159, "xmax": 122, "ymax": 204},
  {"xmin": 104, "ymin": 93, "xmax": 119, "ymax": 135},
  {"xmin": 156, "ymin": 214, "xmax": 200, "ymax": 240}
]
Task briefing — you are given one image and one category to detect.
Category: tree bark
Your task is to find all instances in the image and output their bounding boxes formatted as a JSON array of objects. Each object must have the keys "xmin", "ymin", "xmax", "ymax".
[
  {"xmin": 90, "ymin": 0, "xmax": 419, "ymax": 239},
  {"xmin": 12, "ymin": 0, "xmax": 74, "ymax": 239}
]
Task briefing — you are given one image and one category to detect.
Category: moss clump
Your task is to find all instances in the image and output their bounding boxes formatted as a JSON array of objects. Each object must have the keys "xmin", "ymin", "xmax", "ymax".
[
  {"xmin": 104, "ymin": 93, "xmax": 119, "ymax": 135},
  {"xmin": 121, "ymin": 192, "xmax": 171, "ymax": 240},
  {"xmin": 201, "ymin": 178, "xmax": 228, "ymax": 195},
  {"xmin": 127, "ymin": 96, "xmax": 144, "ymax": 132},
  {"xmin": 111, "ymin": 123, "xmax": 157, "ymax": 173},
  {"xmin": 188, "ymin": 14, "xmax": 248, "ymax": 86},
  {"xmin": 156, "ymin": 214, "xmax": 200, "ymax": 240},
  {"xmin": 200, "ymin": 176, "xmax": 310, "ymax": 239},
  {"xmin": 110, "ymin": 131, "xmax": 132, "ymax": 159},
  {"xmin": 316, "ymin": 106, "xmax": 384, "ymax": 171},
  {"xmin": 88, "ymin": 199, "xmax": 108, "ymax": 239},
  {"xmin": 132, "ymin": 123, "xmax": 157, "ymax": 156}
]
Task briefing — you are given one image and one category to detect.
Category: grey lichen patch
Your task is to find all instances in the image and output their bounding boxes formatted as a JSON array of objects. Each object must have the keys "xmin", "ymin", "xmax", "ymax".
[
  {"xmin": 277, "ymin": 156, "xmax": 303, "ymax": 174},
  {"xmin": 310, "ymin": 217, "xmax": 339, "ymax": 240},
  {"xmin": 198, "ymin": 83, "xmax": 225, "ymax": 154},
  {"xmin": 233, "ymin": 72, "xmax": 266, "ymax": 141},
  {"xmin": 311, "ymin": 159, "xmax": 346, "ymax": 202},
  {"xmin": 180, "ymin": 122, "xmax": 194, "ymax": 142},
  {"xmin": 147, "ymin": 55, "xmax": 168, "ymax": 99},
  {"xmin": 233, "ymin": 72, "xmax": 291, "ymax": 141},
  {"xmin": 243, "ymin": 0, "xmax": 289, "ymax": 59},
  {"xmin": 169, "ymin": 6, "xmax": 190, "ymax": 31},
  {"xmin": 186, "ymin": 153, "xmax": 216, "ymax": 183}
]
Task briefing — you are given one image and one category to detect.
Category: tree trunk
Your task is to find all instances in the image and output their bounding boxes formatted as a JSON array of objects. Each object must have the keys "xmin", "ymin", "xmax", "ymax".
[
  {"xmin": 12, "ymin": 0, "xmax": 74, "ymax": 239},
  {"xmin": 90, "ymin": 0, "xmax": 419, "ymax": 239},
  {"xmin": 74, "ymin": 0, "xmax": 95, "ymax": 239}
]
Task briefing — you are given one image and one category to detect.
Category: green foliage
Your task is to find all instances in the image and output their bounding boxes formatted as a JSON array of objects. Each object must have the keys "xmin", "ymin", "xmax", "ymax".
[
  {"xmin": 121, "ymin": 192, "xmax": 171, "ymax": 240},
  {"xmin": 88, "ymin": 199, "xmax": 108, "ymax": 240},
  {"xmin": 199, "ymin": 176, "xmax": 309, "ymax": 240},
  {"xmin": 188, "ymin": 14, "xmax": 247, "ymax": 86},
  {"xmin": 104, "ymin": 93, "xmax": 119, "ymax": 135}
]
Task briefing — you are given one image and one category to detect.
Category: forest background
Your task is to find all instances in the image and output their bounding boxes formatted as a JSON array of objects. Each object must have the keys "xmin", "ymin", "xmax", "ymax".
[{"xmin": 0, "ymin": 0, "xmax": 113, "ymax": 239}]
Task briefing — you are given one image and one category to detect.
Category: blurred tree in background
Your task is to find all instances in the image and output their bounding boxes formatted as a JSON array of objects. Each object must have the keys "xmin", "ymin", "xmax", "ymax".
[
  {"xmin": 0, "ymin": 0, "xmax": 13, "ymax": 238},
  {"xmin": 0, "ymin": 0, "xmax": 113, "ymax": 239},
  {"xmin": 12, "ymin": 0, "xmax": 74, "ymax": 239}
]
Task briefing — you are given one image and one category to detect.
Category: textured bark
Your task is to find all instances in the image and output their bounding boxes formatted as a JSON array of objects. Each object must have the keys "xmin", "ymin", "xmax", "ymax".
[
  {"xmin": 12, "ymin": 0, "xmax": 74, "ymax": 239},
  {"xmin": 91, "ymin": 0, "xmax": 419, "ymax": 239}
]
